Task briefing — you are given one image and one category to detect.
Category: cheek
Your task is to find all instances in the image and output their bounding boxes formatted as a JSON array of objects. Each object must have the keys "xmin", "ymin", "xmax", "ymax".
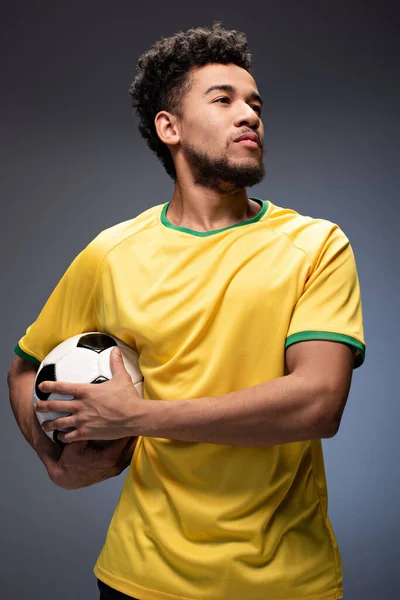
[
  {"xmin": 183, "ymin": 112, "xmax": 225, "ymax": 150},
  {"xmin": 202, "ymin": 121, "xmax": 226, "ymax": 149}
]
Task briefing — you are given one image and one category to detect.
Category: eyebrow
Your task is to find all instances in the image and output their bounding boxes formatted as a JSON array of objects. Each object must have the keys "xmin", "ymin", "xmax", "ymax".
[{"xmin": 204, "ymin": 84, "xmax": 263, "ymax": 107}]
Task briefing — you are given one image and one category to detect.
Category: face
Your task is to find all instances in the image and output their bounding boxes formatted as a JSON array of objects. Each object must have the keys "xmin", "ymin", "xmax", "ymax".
[{"xmin": 176, "ymin": 63, "xmax": 266, "ymax": 192}]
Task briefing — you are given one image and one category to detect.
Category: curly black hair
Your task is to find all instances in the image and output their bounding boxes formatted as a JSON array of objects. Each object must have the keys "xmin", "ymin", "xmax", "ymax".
[{"xmin": 128, "ymin": 22, "xmax": 252, "ymax": 181}]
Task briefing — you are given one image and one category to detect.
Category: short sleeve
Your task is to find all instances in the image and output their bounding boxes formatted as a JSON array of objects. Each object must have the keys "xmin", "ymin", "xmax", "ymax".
[
  {"xmin": 14, "ymin": 238, "xmax": 103, "ymax": 366},
  {"xmin": 285, "ymin": 226, "xmax": 366, "ymax": 369}
]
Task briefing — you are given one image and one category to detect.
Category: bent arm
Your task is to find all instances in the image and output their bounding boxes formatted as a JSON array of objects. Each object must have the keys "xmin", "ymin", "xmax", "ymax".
[
  {"xmin": 8, "ymin": 355, "xmax": 62, "ymax": 469},
  {"xmin": 8, "ymin": 355, "xmax": 138, "ymax": 489}
]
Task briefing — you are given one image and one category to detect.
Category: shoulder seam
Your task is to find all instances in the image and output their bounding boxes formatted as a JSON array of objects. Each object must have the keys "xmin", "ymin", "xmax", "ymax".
[
  {"xmin": 263, "ymin": 218, "xmax": 313, "ymax": 266},
  {"xmin": 92, "ymin": 220, "xmax": 161, "ymax": 324},
  {"xmin": 264, "ymin": 211, "xmax": 344, "ymax": 266}
]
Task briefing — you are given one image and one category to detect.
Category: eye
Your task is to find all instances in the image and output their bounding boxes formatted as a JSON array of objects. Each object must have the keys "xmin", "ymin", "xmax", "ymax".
[{"xmin": 214, "ymin": 97, "xmax": 262, "ymax": 116}]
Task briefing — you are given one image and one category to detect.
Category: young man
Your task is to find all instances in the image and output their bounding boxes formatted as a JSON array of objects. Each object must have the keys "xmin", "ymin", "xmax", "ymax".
[{"xmin": 8, "ymin": 22, "xmax": 365, "ymax": 600}]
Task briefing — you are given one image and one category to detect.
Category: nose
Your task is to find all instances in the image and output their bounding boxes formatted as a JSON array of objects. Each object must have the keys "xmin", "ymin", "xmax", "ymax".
[{"xmin": 233, "ymin": 102, "xmax": 261, "ymax": 130}]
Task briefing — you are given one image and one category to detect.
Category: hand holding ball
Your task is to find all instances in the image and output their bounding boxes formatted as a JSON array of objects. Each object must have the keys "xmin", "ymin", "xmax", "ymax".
[{"xmin": 33, "ymin": 333, "xmax": 143, "ymax": 448}]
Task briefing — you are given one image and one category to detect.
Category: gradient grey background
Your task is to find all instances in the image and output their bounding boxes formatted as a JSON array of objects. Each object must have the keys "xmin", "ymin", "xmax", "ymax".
[{"xmin": 2, "ymin": 2, "xmax": 398, "ymax": 599}]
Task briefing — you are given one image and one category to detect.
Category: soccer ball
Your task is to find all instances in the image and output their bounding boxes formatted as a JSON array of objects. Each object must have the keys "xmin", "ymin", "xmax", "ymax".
[{"xmin": 33, "ymin": 332, "xmax": 143, "ymax": 448}]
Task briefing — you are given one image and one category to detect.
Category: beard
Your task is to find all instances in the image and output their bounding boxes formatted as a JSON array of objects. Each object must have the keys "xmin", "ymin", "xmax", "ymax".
[{"xmin": 181, "ymin": 140, "xmax": 266, "ymax": 192}]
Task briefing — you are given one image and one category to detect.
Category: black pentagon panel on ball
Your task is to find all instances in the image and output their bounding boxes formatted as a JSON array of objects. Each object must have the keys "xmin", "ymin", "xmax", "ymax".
[
  {"xmin": 35, "ymin": 364, "xmax": 56, "ymax": 400},
  {"xmin": 92, "ymin": 376, "xmax": 109, "ymax": 384},
  {"xmin": 77, "ymin": 333, "xmax": 117, "ymax": 353}
]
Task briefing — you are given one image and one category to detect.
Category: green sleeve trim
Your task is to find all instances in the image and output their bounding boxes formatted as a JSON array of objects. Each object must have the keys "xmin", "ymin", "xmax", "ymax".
[
  {"xmin": 285, "ymin": 331, "xmax": 366, "ymax": 369},
  {"xmin": 14, "ymin": 344, "xmax": 41, "ymax": 366}
]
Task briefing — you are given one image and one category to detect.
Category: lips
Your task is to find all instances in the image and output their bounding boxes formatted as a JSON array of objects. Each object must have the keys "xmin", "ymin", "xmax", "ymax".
[
  {"xmin": 234, "ymin": 133, "xmax": 261, "ymax": 147},
  {"xmin": 237, "ymin": 139, "xmax": 259, "ymax": 148}
]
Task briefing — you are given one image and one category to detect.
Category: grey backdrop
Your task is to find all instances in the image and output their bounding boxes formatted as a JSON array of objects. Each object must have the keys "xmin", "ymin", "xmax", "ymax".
[{"xmin": 2, "ymin": 2, "xmax": 398, "ymax": 599}]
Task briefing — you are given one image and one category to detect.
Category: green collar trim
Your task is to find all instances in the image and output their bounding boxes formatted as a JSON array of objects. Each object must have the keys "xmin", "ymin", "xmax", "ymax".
[{"xmin": 160, "ymin": 197, "xmax": 268, "ymax": 237}]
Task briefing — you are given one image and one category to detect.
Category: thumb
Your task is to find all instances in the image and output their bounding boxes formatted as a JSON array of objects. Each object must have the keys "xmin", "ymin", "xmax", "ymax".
[{"xmin": 110, "ymin": 346, "xmax": 126, "ymax": 374}]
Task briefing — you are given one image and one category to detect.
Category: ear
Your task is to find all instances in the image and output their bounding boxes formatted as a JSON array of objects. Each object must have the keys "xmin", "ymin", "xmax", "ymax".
[{"xmin": 155, "ymin": 111, "xmax": 180, "ymax": 146}]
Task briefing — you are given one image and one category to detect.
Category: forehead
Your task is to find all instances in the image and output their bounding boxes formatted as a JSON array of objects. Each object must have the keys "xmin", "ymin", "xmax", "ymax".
[{"xmin": 188, "ymin": 63, "xmax": 258, "ymax": 95}]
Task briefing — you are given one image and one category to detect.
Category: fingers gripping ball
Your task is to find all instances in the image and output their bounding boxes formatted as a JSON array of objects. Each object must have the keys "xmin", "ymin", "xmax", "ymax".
[{"xmin": 33, "ymin": 332, "xmax": 143, "ymax": 449}]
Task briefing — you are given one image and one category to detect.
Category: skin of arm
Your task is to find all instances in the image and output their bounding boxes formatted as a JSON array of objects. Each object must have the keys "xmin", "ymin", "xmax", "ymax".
[
  {"xmin": 38, "ymin": 340, "xmax": 356, "ymax": 447},
  {"xmin": 139, "ymin": 341, "xmax": 355, "ymax": 446},
  {"xmin": 8, "ymin": 355, "xmax": 138, "ymax": 489}
]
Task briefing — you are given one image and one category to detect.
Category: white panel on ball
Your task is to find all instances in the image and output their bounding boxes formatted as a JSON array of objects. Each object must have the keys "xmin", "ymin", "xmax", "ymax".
[{"xmin": 57, "ymin": 347, "xmax": 102, "ymax": 383}]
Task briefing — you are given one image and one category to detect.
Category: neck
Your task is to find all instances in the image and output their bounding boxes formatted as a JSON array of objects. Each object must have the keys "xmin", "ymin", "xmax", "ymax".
[{"xmin": 166, "ymin": 182, "xmax": 259, "ymax": 232}]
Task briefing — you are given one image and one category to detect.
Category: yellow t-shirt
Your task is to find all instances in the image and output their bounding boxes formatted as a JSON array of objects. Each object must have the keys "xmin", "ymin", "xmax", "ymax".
[{"xmin": 15, "ymin": 198, "xmax": 366, "ymax": 600}]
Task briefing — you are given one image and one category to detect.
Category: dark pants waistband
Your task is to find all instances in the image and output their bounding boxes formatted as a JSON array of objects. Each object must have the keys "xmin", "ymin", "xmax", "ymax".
[{"xmin": 97, "ymin": 578, "xmax": 139, "ymax": 600}]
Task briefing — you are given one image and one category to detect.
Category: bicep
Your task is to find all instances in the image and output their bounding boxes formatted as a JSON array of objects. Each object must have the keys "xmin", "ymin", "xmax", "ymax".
[
  {"xmin": 8, "ymin": 355, "xmax": 39, "ymax": 378},
  {"xmin": 285, "ymin": 340, "xmax": 356, "ymax": 382},
  {"xmin": 284, "ymin": 340, "xmax": 355, "ymax": 426}
]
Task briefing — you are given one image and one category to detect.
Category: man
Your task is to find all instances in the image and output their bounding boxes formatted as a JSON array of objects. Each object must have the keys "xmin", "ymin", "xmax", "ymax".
[{"xmin": 8, "ymin": 22, "xmax": 366, "ymax": 600}]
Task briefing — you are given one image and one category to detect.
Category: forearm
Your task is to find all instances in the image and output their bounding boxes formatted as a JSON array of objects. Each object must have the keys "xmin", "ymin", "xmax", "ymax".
[
  {"xmin": 142, "ymin": 373, "xmax": 335, "ymax": 446},
  {"xmin": 8, "ymin": 360, "xmax": 138, "ymax": 490},
  {"xmin": 8, "ymin": 364, "xmax": 61, "ymax": 469}
]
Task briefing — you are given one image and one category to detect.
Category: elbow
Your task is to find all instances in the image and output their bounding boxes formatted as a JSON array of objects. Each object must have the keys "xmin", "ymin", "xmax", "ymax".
[
  {"xmin": 315, "ymin": 415, "xmax": 339, "ymax": 439},
  {"xmin": 313, "ymin": 386, "xmax": 348, "ymax": 439},
  {"xmin": 321, "ymin": 422, "xmax": 340, "ymax": 439},
  {"xmin": 318, "ymin": 372, "xmax": 353, "ymax": 439},
  {"xmin": 313, "ymin": 416, "xmax": 338, "ymax": 440}
]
